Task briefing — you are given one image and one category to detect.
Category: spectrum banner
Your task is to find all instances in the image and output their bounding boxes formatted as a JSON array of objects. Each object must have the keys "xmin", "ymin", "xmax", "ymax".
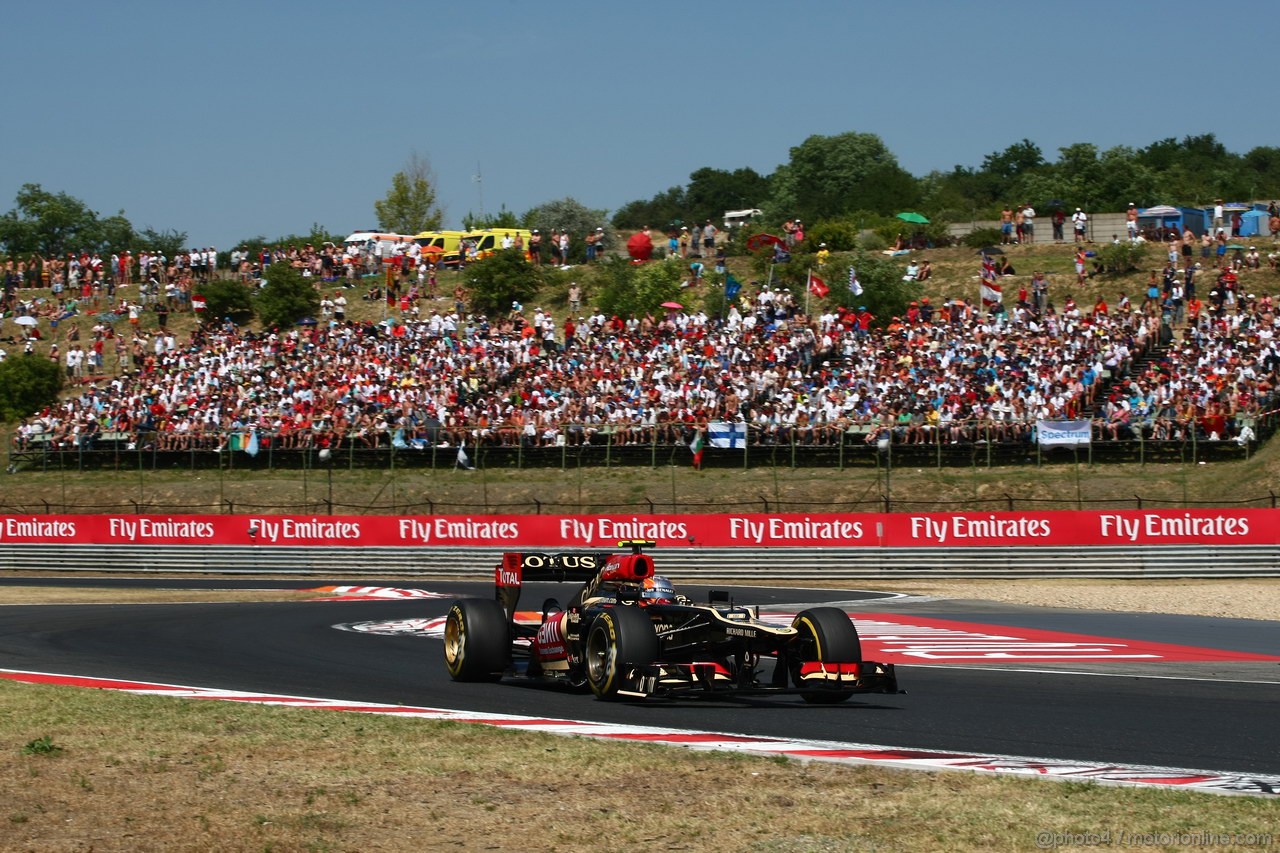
[
  {"xmin": 1037, "ymin": 418, "xmax": 1092, "ymax": 446},
  {"xmin": 0, "ymin": 509, "xmax": 1275, "ymax": 548}
]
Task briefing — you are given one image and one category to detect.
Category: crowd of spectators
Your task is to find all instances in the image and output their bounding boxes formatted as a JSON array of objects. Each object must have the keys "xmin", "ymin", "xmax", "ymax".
[{"xmin": 7, "ymin": 263, "xmax": 1278, "ymax": 456}]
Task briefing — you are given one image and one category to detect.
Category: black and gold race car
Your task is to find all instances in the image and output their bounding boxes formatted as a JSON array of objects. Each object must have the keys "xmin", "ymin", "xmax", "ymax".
[{"xmin": 443, "ymin": 541, "xmax": 901, "ymax": 702}]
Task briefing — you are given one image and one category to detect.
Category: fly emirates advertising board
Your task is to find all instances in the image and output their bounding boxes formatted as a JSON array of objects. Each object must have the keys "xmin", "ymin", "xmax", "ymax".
[{"xmin": 0, "ymin": 510, "xmax": 1269, "ymax": 548}]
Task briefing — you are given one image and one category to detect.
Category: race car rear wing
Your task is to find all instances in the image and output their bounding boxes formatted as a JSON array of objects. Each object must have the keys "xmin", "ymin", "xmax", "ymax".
[{"xmin": 494, "ymin": 541, "xmax": 656, "ymax": 619}]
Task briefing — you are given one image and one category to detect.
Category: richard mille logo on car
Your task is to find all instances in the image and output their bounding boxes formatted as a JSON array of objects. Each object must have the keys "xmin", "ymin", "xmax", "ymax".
[{"xmin": 725, "ymin": 626, "xmax": 757, "ymax": 638}]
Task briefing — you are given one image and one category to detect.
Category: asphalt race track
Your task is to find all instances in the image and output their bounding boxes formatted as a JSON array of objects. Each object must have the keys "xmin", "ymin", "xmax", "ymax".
[{"xmin": 1, "ymin": 578, "xmax": 1278, "ymax": 777}]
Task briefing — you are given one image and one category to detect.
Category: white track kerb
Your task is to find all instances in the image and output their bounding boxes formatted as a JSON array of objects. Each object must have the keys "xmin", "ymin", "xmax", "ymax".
[{"xmin": 2, "ymin": 668, "xmax": 1276, "ymax": 799}]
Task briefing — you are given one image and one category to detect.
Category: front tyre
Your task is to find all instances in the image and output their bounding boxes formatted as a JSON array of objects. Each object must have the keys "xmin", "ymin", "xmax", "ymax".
[
  {"xmin": 443, "ymin": 599, "xmax": 511, "ymax": 682},
  {"xmin": 791, "ymin": 607, "xmax": 862, "ymax": 704},
  {"xmin": 584, "ymin": 606, "xmax": 659, "ymax": 700}
]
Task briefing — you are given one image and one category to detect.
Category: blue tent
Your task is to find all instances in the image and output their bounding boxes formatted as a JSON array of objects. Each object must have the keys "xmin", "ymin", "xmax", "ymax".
[
  {"xmin": 1138, "ymin": 205, "xmax": 1182, "ymax": 238},
  {"xmin": 1239, "ymin": 210, "xmax": 1270, "ymax": 237}
]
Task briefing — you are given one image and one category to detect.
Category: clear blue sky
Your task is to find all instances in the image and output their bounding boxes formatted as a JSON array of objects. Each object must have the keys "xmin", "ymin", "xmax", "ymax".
[{"xmin": 6, "ymin": 0, "xmax": 1275, "ymax": 250}]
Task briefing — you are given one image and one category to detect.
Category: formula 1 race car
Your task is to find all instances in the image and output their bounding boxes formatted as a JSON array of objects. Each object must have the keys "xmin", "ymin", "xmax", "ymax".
[{"xmin": 442, "ymin": 541, "xmax": 901, "ymax": 702}]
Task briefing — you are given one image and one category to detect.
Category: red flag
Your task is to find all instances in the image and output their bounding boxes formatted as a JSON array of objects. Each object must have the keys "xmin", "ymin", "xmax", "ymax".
[
  {"xmin": 981, "ymin": 279, "xmax": 1002, "ymax": 310},
  {"xmin": 980, "ymin": 254, "xmax": 1001, "ymax": 310},
  {"xmin": 807, "ymin": 273, "xmax": 829, "ymax": 298}
]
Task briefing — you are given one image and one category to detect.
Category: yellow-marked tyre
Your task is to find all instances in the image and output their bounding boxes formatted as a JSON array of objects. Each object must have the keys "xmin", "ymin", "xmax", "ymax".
[
  {"xmin": 584, "ymin": 607, "xmax": 658, "ymax": 700},
  {"xmin": 443, "ymin": 599, "xmax": 510, "ymax": 682},
  {"xmin": 790, "ymin": 607, "xmax": 862, "ymax": 704}
]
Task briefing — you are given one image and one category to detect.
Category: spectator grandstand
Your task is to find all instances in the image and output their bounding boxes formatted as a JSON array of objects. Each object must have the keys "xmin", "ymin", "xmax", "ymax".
[{"xmin": 7, "ymin": 267, "xmax": 1278, "ymax": 472}]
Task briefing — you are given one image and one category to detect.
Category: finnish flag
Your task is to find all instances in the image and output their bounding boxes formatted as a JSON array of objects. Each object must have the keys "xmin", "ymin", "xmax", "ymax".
[{"xmin": 708, "ymin": 420, "xmax": 746, "ymax": 449}]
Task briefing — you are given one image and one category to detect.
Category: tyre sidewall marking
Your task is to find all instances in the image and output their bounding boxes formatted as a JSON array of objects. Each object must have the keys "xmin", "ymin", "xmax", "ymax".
[
  {"xmin": 445, "ymin": 605, "xmax": 465, "ymax": 677},
  {"xmin": 797, "ymin": 616, "xmax": 824, "ymax": 660}
]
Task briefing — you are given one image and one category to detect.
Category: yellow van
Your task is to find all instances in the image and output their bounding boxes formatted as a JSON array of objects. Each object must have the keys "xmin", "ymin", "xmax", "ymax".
[
  {"xmin": 414, "ymin": 230, "xmax": 466, "ymax": 267},
  {"xmin": 461, "ymin": 228, "xmax": 534, "ymax": 263}
]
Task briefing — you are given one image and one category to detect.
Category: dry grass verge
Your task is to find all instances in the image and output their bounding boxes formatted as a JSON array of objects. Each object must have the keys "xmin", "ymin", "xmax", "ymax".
[
  {"xmin": 1, "ymin": 682, "xmax": 1275, "ymax": 853},
  {"xmin": 0, "ymin": 587, "xmax": 322, "ymax": 605}
]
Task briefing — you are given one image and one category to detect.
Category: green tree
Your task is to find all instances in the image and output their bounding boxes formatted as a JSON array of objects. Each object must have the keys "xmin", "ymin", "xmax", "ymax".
[
  {"xmin": 611, "ymin": 186, "xmax": 687, "ymax": 230},
  {"xmin": 523, "ymin": 197, "xmax": 612, "ymax": 263},
  {"xmin": 1053, "ymin": 143, "xmax": 1103, "ymax": 201},
  {"xmin": 684, "ymin": 167, "xmax": 772, "ymax": 225},
  {"xmin": 374, "ymin": 152, "xmax": 443, "ymax": 234},
  {"xmin": 463, "ymin": 205, "xmax": 520, "ymax": 231},
  {"xmin": 96, "ymin": 212, "xmax": 137, "ymax": 253},
  {"xmin": 1091, "ymin": 146, "xmax": 1161, "ymax": 209},
  {"xmin": 195, "ymin": 279, "xmax": 256, "ymax": 324},
  {"xmin": 1243, "ymin": 147, "xmax": 1280, "ymax": 198},
  {"xmin": 136, "ymin": 226, "xmax": 189, "ymax": 259},
  {"xmin": 0, "ymin": 354, "xmax": 63, "ymax": 423},
  {"xmin": 593, "ymin": 256, "xmax": 684, "ymax": 318},
  {"xmin": 768, "ymin": 132, "xmax": 916, "ymax": 223},
  {"xmin": 254, "ymin": 261, "xmax": 319, "ymax": 329},
  {"xmin": 980, "ymin": 139, "xmax": 1046, "ymax": 198},
  {"xmin": 0, "ymin": 183, "xmax": 105, "ymax": 256},
  {"xmin": 464, "ymin": 249, "xmax": 544, "ymax": 318}
]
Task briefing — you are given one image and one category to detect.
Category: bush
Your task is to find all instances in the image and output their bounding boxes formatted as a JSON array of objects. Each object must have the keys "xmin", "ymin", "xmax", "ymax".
[
  {"xmin": 464, "ymin": 249, "xmax": 544, "ymax": 317},
  {"xmin": 0, "ymin": 354, "xmax": 63, "ymax": 423},
  {"xmin": 195, "ymin": 279, "xmax": 255, "ymax": 324},
  {"xmin": 804, "ymin": 220, "xmax": 861, "ymax": 252},
  {"xmin": 1094, "ymin": 241, "xmax": 1150, "ymax": 274},
  {"xmin": 858, "ymin": 231, "xmax": 888, "ymax": 251},
  {"xmin": 254, "ymin": 262, "xmax": 320, "ymax": 330},
  {"xmin": 594, "ymin": 255, "xmax": 684, "ymax": 318},
  {"xmin": 963, "ymin": 227, "xmax": 1005, "ymax": 249}
]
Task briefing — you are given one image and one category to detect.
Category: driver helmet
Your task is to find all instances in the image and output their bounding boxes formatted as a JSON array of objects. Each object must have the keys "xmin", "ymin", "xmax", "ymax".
[{"xmin": 641, "ymin": 575, "xmax": 675, "ymax": 604}]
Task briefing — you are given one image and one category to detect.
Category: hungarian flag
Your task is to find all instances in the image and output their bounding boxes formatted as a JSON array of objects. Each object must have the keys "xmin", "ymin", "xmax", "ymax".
[
  {"xmin": 807, "ymin": 273, "xmax": 829, "ymax": 298},
  {"xmin": 689, "ymin": 430, "xmax": 705, "ymax": 469},
  {"xmin": 192, "ymin": 295, "xmax": 207, "ymax": 313}
]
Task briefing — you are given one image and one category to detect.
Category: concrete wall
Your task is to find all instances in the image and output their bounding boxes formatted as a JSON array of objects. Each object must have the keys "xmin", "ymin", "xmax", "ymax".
[{"xmin": 947, "ymin": 211, "xmax": 1127, "ymax": 244}]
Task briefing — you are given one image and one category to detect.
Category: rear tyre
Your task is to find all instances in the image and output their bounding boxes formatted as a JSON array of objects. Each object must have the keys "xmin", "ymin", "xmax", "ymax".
[
  {"xmin": 443, "ymin": 599, "xmax": 511, "ymax": 682},
  {"xmin": 584, "ymin": 606, "xmax": 659, "ymax": 700},
  {"xmin": 791, "ymin": 607, "xmax": 862, "ymax": 704}
]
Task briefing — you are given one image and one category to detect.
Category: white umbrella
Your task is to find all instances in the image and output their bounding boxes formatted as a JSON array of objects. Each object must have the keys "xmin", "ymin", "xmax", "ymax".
[{"xmin": 13, "ymin": 316, "xmax": 37, "ymax": 326}]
